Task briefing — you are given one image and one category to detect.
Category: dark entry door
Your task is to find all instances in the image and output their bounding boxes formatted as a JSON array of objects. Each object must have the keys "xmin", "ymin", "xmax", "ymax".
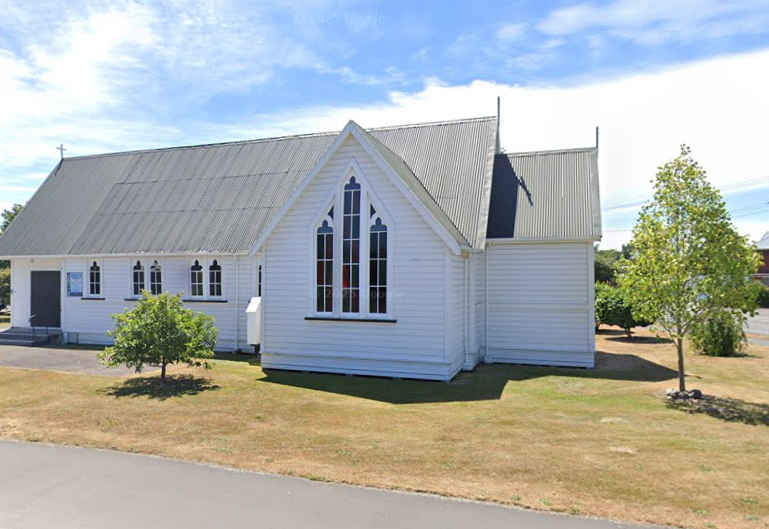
[{"xmin": 30, "ymin": 271, "xmax": 61, "ymax": 327}]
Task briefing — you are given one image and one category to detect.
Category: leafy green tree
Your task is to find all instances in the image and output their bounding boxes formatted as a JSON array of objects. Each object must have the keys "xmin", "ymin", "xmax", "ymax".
[
  {"xmin": 595, "ymin": 282, "xmax": 649, "ymax": 336},
  {"xmin": 1, "ymin": 204, "xmax": 23, "ymax": 233},
  {"xmin": 617, "ymin": 145, "xmax": 761, "ymax": 391},
  {"xmin": 594, "ymin": 248, "xmax": 622, "ymax": 284},
  {"xmin": 0, "ymin": 268, "xmax": 9, "ymax": 307},
  {"xmin": 100, "ymin": 292, "xmax": 217, "ymax": 381}
]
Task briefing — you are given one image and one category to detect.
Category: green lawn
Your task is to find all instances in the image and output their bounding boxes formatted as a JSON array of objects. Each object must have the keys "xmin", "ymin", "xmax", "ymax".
[{"xmin": 0, "ymin": 329, "xmax": 768, "ymax": 529}]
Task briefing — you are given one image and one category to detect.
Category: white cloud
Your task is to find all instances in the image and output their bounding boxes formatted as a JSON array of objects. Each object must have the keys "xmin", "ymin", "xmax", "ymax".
[
  {"xmin": 496, "ymin": 23, "xmax": 526, "ymax": 42},
  {"xmin": 2, "ymin": 4, "xmax": 767, "ymax": 250},
  {"xmin": 224, "ymin": 48, "xmax": 769, "ymax": 248},
  {"xmin": 537, "ymin": 0, "xmax": 769, "ymax": 44}
]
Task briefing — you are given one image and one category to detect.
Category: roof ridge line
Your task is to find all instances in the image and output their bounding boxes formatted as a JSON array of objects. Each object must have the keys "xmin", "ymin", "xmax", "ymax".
[
  {"xmin": 62, "ymin": 115, "xmax": 497, "ymax": 162},
  {"xmin": 504, "ymin": 146, "xmax": 597, "ymax": 157}
]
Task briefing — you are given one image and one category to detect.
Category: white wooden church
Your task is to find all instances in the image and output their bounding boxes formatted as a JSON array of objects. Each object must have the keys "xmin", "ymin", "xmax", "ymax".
[{"xmin": 0, "ymin": 114, "xmax": 601, "ymax": 380}]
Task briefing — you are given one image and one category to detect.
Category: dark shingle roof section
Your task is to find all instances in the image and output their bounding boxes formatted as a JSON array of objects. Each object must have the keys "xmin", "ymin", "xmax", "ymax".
[
  {"xmin": 0, "ymin": 117, "xmax": 497, "ymax": 256},
  {"xmin": 487, "ymin": 148, "xmax": 602, "ymax": 241}
]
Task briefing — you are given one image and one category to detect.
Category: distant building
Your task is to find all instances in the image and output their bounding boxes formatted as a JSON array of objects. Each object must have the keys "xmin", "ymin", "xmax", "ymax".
[{"xmin": 756, "ymin": 232, "xmax": 769, "ymax": 286}]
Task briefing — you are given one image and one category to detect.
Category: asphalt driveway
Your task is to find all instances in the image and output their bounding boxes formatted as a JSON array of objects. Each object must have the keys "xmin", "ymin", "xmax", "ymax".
[
  {"xmin": 747, "ymin": 308, "xmax": 769, "ymax": 346},
  {"xmin": 0, "ymin": 344, "xmax": 150, "ymax": 376},
  {"xmin": 0, "ymin": 441, "xmax": 661, "ymax": 529}
]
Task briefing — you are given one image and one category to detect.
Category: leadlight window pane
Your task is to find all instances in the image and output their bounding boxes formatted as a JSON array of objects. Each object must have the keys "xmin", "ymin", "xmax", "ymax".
[
  {"xmin": 133, "ymin": 261, "xmax": 144, "ymax": 295},
  {"xmin": 342, "ymin": 177, "xmax": 360, "ymax": 313},
  {"xmin": 369, "ymin": 218, "xmax": 387, "ymax": 313},
  {"xmin": 316, "ymin": 220, "xmax": 333, "ymax": 313},
  {"xmin": 191, "ymin": 260, "xmax": 203, "ymax": 297},
  {"xmin": 209, "ymin": 260, "xmax": 222, "ymax": 297},
  {"xmin": 150, "ymin": 261, "xmax": 162, "ymax": 295},
  {"xmin": 89, "ymin": 262, "xmax": 100, "ymax": 296}
]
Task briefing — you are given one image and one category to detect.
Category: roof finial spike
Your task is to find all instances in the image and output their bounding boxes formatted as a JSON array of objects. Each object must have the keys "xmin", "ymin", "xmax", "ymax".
[
  {"xmin": 57, "ymin": 143, "xmax": 67, "ymax": 160},
  {"xmin": 595, "ymin": 126, "xmax": 599, "ymax": 151},
  {"xmin": 495, "ymin": 96, "xmax": 501, "ymax": 153}
]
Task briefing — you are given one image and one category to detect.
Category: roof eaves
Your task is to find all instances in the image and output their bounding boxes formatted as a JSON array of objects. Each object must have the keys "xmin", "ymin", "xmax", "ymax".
[{"xmin": 473, "ymin": 113, "xmax": 499, "ymax": 249}]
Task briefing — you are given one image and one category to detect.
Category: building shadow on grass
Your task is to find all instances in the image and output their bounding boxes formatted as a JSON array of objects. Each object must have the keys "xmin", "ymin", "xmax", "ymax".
[
  {"xmin": 258, "ymin": 351, "xmax": 678, "ymax": 404},
  {"xmin": 103, "ymin": 374, "xmax": 220, "ymax": 400},
  {"xmin": 214, "ymin": 351, "xmax": 261, "ymax": 366},
  {"xmin": 668, "ymin": 395, "xmax": 769, "ymax": 426}
]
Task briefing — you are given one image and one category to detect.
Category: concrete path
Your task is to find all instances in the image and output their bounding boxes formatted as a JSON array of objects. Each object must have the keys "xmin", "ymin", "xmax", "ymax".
[
  {"xmin": 748, "ymin": 309, "xmax": 769, "ymax": 336},
  {"xmin": 0, "ymin": 345, "xmax": 150, "ymax": 376},
  {"xmin": 0, "ymin": 441, "xmax": 660, "ymax": 529}
]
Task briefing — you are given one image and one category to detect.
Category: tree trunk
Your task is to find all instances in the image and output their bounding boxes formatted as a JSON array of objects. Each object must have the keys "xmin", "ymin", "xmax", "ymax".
[
  {"xmin": 676, "ymin": 338, "xmax": 686, "ymax": 392},
  {"xmin": 161, "ymin": 362, "xmax": 166, "ymax": 382}
]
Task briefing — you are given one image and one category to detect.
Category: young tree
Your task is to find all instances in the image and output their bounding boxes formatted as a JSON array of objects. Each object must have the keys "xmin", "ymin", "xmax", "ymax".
[
  {"xmin": 100, "ymin": 292, "xmax": 217, "ymax": 381},
  {"xmin": 1, "ymin": 204, "xmax": 23, "ymax": 233},
  {"xmin": 617, "ymin": 145, "xmax": 761, "ymax": 391}
]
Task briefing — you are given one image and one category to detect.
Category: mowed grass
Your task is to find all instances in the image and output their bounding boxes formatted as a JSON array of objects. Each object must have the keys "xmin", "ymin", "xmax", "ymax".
[{"xmin": 1, "ymin": 330, "xmax": 768, "ymax": 529}]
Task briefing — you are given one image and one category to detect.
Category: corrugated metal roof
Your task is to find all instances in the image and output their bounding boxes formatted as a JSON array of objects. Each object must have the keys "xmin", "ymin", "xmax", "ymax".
[
  {"xmin": 486, "ymin": 148, "xmax": 602, "ymax": 241},
  {"xmin": 0, "ymin": 116, "xmax": 497, "ymax": 256}
]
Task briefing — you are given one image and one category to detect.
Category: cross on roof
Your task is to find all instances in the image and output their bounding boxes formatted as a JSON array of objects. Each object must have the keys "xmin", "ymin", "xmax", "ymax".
[{"xmin": 57, "ymin": 144, "xmax": 66, "ymax": 160}]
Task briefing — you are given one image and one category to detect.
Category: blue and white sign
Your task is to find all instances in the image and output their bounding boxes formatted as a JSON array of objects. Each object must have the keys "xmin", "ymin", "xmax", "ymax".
[{"xmin": 67, "ymin": 272, "xmax": 83, "ymax": 297}]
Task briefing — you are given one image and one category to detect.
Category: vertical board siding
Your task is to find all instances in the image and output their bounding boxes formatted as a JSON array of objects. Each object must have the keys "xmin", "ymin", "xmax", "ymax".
[
  {"xmin": 485, "ymin": 242, "xmax": 595, "ymax": 367},
  {"xmin": 445, "ymin": 252, "xmax": 466, "ymax": 371},
  {"xmin": 263, "ymin": 136, "xmax": 451, "ymax": 379}
]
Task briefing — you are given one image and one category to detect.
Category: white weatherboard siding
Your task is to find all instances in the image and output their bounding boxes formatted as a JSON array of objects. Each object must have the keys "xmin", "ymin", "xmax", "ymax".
[
  {"xmin": 465, "ymin": 251, "xmax": 485, "ymax": 369},
  {"xmin": 485, "ymin": 242, "xmax": 595, "ymax": 367},
  {"xmin": 262, "ymin": 136, "xmax": 457, "ymax": 380},
  {"xmin": 10, "ymin": 255, "xmax": 257, "ymax": 351},
  {"xmin": 10, "ymin": 258, "xmax": 61, "ymax": 327}
]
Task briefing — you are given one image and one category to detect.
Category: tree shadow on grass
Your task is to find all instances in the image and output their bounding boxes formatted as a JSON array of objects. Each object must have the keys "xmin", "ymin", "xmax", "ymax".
[
  {"xmin": 667, "ymin": 395, "xmax": 769, "ymax": 426},
  {"xmin": 606, "ymin": 335, "xmax": 673, "ymax": 344},
  {"xmin": 103, "ymin": 374, "xmax": 220, "ymax": 400},
  {"xmin": 259, "ymin": 351, "xmax": 678, "ymax": 404}
]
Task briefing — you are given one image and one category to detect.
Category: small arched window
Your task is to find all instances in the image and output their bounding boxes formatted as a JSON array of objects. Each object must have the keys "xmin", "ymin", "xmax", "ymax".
[
  {"xmin": 150, "ymin": 261, "xmax": 162, "ymax": 295},
  {"xmin": 190, "ymin": 260, "xmax": 203, "ymax": 297},
  {"xmin": 89, "ymin": 261, "xmax": 101, "ymax": 296},
  {"xmin": 209, "ymin": 260, "xmax": 222, "ymax": 297},
  {"xmin": 316, "ymin": 220, "xmax": 333, "ymax": 312},
  {"xmin": 132, "ymin": 261, "xmax": 145, "ymax": 295},
  {"xmin": 369, "ymin": 218, "xmax": 387, "ymax": 313}
]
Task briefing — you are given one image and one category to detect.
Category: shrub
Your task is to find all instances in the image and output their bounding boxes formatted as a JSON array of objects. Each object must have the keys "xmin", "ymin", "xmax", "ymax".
[
  {"xmin": 100, "ymin": 292, "xmax": 217, "ymax": 381},
  {"xmin": 595, "ymin": 282, "xmax": 649, "ymax": 336},
  {"xmin": 690, "ymin": 310, "xmax": 747, "ymax": 357},
  {"xmin": 0, "ymin": 267, "xmax": 9, "ymax": 307},
  {"xmin": 757, "ymin": 281, "xmax": 769, "ymax": 308}
]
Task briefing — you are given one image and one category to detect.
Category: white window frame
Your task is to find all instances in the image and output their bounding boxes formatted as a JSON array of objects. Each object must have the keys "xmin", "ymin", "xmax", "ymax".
[
  {"xmin": 308, "ymin": 160, "xmax": 396, "ymax": 319},
  {"xmin": 149, "ymin": 260, "xmax": 163, "ymax": 295},
  {"xmin": 85, "ymin": 259, "xmax": 102, "ymax": 298},
  {"xmin": 130, "ymin": 260, "xmax": 145, "ymax": 297},
  {"xmin": 312, "ymin": 203, "xmax": 335, "ymax": 314},
  {"xmin": 189, "ymin": 259, "xmax": 205, "ymax": 298},
  {"xmin": 208, "ymin": 259, "xmax": 223, "ymax": 299}
]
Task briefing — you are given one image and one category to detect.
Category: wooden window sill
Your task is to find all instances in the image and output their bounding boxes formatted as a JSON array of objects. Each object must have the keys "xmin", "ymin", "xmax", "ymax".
[
  {"xmin": 304, "ymin": 316, "xmax": 397, "ymax": 323},
  {"xmin": 81, "ymin": 297, "xmax": 105, "ymax": 301},
  {"xmin": 181, "ymin": 298, "xmax": 228, "ymax": 303}
]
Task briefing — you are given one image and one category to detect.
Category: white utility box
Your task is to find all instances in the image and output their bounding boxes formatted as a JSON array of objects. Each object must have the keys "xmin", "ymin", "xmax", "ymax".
[{"xmin": 246, "ymin": 296, "xmax": 262, "ymax": 346}]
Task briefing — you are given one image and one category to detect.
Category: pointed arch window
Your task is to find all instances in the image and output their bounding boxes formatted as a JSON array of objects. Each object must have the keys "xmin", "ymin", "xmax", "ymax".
[
  {"xmin": 316, "ymin": 219, "xmax": 334, "ymax": 312},
  {"xmin": 369, "ymin": 218, "xmax": 387, "ymax": 313},
  {"xmin": 88, "ymin": 261, "xmax": 101, "ymax": 296},
  {"xmin": 150, "ymin": 261, "xmax": 162, "ymax": 295},
  {"xmin": 342, "ymin": 177, "xmax": 361, "ymax": 313},
  {"xmin": 190, "ymin": 260, "xmax": 203, "ymax": 297},
  {"xmin": 209, "ymin": 260, "xmax": 222, "ymax": 297},
  {"xmin": 132, "ymin": 261, "xmax": 145, "ymax": 295}
]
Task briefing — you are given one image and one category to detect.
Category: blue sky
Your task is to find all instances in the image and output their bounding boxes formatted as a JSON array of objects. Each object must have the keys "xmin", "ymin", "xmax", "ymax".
[{"xmin": 1, "ymin": 0, "xmax": 768, "ymax": 247}]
